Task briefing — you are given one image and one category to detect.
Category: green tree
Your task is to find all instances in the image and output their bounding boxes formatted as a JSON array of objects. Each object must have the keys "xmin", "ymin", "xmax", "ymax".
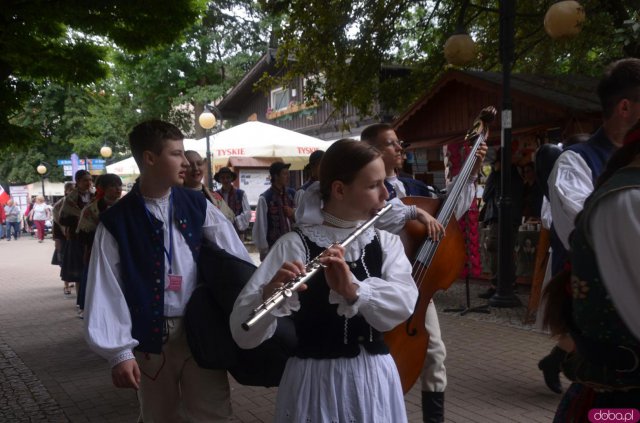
[
  {"xmin": 259, "ymin": 0, "xmax": 639, "ymax": 117},
  {"xmin": 1, "ymin": 1, "xmax": 270, "ymax": 184},
  {"xmin": 1, "ymin": 0, "xmax": 204, "ymax": 146}
]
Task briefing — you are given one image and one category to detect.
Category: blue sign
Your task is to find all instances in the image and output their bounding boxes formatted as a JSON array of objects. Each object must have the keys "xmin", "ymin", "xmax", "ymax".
[{"xmin": 58, "ymin": 157, "xmax": 106, "ymax": 177}]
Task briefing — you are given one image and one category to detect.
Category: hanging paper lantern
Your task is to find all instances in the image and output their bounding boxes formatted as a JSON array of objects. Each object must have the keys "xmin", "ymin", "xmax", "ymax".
[
  {"xmin": 544, "ymin": 1, "xmax": 585, "ymax": 39},
  {"xmin": 444, "ymin": 33, "xmax": 477, "ymax": 66}
]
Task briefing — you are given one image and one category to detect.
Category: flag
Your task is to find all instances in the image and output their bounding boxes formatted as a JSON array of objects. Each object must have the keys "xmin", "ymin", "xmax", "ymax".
[{"xmin": 0, "ymin": 185, "xmax": 9, "ymax": 205}]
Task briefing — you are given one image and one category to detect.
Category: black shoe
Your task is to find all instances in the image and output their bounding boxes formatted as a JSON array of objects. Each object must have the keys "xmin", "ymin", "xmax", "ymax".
[
  {"xmin": 478, "ymin": 287, "xmax": 496, "ymax": 299},
  {"xmin": 538, "ymin": 346, "xmax": 564, "ymax": 394},
  {"xmin": 421, "ymin": 391, "xmax": 444, "ymax": 423}
]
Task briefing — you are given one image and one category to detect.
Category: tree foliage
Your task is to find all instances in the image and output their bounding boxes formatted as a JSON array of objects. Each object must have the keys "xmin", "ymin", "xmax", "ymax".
[
  {"xmin": 1, "ymin": 0, "xmax": 203, "ymax": 146},
  {"xmin": 260, "ymin": 0, "xmax": 640, "ymax": 118},
  {"xmin": 0, "ymin": 1, "xmax": 269, "ymax": 185}
]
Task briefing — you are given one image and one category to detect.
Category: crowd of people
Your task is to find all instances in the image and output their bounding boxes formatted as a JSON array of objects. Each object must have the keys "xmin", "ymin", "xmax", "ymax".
[{"xmin": 3, "ymin": 57, "xmax": 637, "ymax": 423}]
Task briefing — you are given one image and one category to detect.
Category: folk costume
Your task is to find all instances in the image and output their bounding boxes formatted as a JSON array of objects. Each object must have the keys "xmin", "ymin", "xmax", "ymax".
[
  {"xmin": 230, "ymin": 183, "xmax": 418, "ymax": 423},
  {"xmin": 547, "ymin": 127, "xmax": 616, "ymax": 272},
  {"xmin": 377, "ymin": 173, "xmax": 477, "ymax": 422},
  {"xmin": 214, "ymin": 167, "xmax": 251, "ymax": 233},
  {"xmin": 84, "ymin": 183, "xmax": 251, "ymax": 422},
  {"xmin": 59, "ymin": 188, "xmax": 94, "ymax": 283},
  {"xmin": 553, "ymin": 161, "xmax": 640, "ymax": 421},
  {"xmin": 76, "ymin": 194, "xmax": 119, "ymax": 311},
  {"xmin": 215, "ymin": 188, "xmax": 251, "ymax": 232},
  {"xmin": 294, "ymin": 179, "xmax": 316, "ymax": 208},
  {"xmin": 252, "ymin": 185, "xmax": 296, "ymax": 254}
]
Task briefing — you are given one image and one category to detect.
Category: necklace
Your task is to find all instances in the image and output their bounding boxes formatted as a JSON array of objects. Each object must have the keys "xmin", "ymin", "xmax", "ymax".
[{"xmin": 321, "ymin": 209, "xmax": 359, "ymax": 228}]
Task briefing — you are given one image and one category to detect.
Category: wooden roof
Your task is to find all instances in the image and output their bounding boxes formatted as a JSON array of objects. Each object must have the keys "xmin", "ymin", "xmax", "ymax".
[{"xmin": 394, "ymin": 69, "xmax": 601, "ymax": 149}]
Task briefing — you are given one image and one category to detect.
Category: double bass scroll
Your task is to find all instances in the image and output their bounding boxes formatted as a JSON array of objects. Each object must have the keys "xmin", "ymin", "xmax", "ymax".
[{"xmin": 384, "ymin": 106, "xmax": 497, "ymax": 394}]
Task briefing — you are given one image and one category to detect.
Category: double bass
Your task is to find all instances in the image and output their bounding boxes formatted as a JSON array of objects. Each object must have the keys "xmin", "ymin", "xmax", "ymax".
[{"xmin": 384, "ymin": 106, "xmax": 496, "ymax": 393}]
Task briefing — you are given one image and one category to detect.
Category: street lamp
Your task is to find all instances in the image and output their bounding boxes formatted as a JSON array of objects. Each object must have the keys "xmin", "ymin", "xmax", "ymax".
[
  {"xmin": 36, "ymin": 162, "xmax": 49, "ymax": 198},
  {"xmin": 100, "ymin": 144, "xmax": 113, "ymax": 160},
  {"xmin": 489, "ymin": 1, "xmax": 583, "ymax": 308},
  {"xmin": 198, "ymin": 104, "xmax": 222, "ymax": 190},
  {"xmin": 100, "ymin": 143, "xmax": 113, "ymax": 173},
  {"xmin": 544, "ymin": 1, "xmax": 585, "ymax": 40}
]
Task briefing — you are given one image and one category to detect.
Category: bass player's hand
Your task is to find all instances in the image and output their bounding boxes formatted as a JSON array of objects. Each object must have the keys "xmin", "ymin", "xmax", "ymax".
[{"xmin": 416, "ymin": 208, "xmax": 445, "ymax": 241}]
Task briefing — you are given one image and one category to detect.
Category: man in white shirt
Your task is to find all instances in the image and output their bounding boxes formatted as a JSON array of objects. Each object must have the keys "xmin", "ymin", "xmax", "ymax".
[
  {"xmin": 361, "ymin": 123, "xmax": 486, "ymax": 423},
  {"xmin": 84, "ymin": 120, "xmax": 251, "ymax": 423},
  {"xmin": 252, "ymin": 161, "xmax": 296, "ymax": 261},
  {"xmin": 540, "ymin": 57, "xmax": 640, "ymax": 395}
]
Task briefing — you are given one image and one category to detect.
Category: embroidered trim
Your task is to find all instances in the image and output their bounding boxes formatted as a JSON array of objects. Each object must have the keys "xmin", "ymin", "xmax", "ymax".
[
  {"xmin": 343, "ymin": 317, "xmax": 349, "ymax": 345},
  {"xmin": 298, "ymin": 225, "xmax": 374, "ymax": 261},
  {"xmin": 321, "ymin": 209, "xmax": 360, "ymax": 228},
  {"xmin": 143, "ymin": 192, "xmax": 171, "ymax": 204},
  {"xmin": 109, "ymin": 350, "xmax": 135, "ymax": 368}
]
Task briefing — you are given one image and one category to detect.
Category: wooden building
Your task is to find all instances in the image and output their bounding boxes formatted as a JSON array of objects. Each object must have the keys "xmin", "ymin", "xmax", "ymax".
[
  {"xmin": 394, "ymin": 69, "xmax": 601, "ymax": 185},
  {"xmin": 217, "ymin": 49, "xmax": 409, "ymax": 141},
  {"xmin": 394, "ymin": 69, "xmax": 602, "ymax": 286}
]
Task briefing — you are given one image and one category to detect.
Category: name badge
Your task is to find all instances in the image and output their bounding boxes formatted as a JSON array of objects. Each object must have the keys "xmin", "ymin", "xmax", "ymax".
[{"xmin": 167, "ymin": 274, "xmax": 182, "ymax": 292}]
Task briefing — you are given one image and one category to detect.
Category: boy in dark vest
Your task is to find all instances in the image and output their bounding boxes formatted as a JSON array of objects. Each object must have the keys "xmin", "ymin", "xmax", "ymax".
[
  {"xmin": 539, "ymin": 57, "xmax": 640, "ymax": 395},
  {"xmin": 83, "ymin": 120, "xmax": 252, "ymax": 423},
  {"xmin": 252, "ymin": 161, "xmax": 296, "ymax": 261}
]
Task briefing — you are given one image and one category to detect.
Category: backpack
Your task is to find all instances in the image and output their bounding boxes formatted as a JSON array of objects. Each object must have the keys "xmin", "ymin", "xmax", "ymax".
[{"xmin": 184, "ymin": 241, "xmax": 297, "ymax": 387}]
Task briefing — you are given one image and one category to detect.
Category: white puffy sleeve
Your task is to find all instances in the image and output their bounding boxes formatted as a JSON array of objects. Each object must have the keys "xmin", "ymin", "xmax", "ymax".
[
  {"xmin": 252, "ymin": 195, "xmax": 269, "ymax": 253},
  {"xmin": 548, "ymin": 151, "xmax": 593, "ymax": 249},
  {"xmin": 374, "ymin": 198, "xmax": 414, "ymax": 234},
  {"xmin": 234, "ymin": 191, "xmax": 252, "ymax": 232},
  {"xmin": 203, "ymin": 202, "xmax": 252, "ymax": 263},
  {"xmin": 590, "ymin": 188, "xmax": 640, "ymax": 341},
  {"xmin": 229, "ymin": 232, "xmax": 307, "ymax": 349},
  {"xmin": 84, "ymin": 224, "xmax": 139, "ymax": 367},
  {"xmin": 328, "ymin": 230, "xmax": 417, "ymax": 331}
]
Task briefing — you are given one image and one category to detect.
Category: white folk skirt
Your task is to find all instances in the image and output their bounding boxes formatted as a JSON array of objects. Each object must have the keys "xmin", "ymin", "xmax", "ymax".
[{"xmin": 274, "ymin": 347, "xmax": 408, "ymax": 423}]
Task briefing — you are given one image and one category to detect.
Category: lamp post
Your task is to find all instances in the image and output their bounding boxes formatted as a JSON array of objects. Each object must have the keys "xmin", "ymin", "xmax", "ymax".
[
  {"xmin": 489, "ymin": 0, "xmax": 520, "ymax": 308},
  {"xmin": 36, "ymin": 162, "xmax": 49, "ymax": 198},
  {"xmin": 198, "ymin": 104, "xmax": 222, "ymax": 190},
  {"xmin": 487, "ymin": 1, "xmax": 584, "ymax": 307}
]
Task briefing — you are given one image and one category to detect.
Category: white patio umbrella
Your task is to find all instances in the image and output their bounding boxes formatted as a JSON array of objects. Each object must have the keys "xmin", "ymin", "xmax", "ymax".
[
  {"xmin": 107, "ymin": 122, "xmax": 334, "ymax": 176},
  {"xmin": 185, "ymin": 121, "xmax": 333, "ymax": 170}
]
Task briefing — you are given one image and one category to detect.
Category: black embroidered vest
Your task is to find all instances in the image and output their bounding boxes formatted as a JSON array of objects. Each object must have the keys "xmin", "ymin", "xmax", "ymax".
[
  {"xmin": 290, "ymin": 229, "xmax": 389, "ymax": 359},
  {"xmin": 570, "ymin": 165, "xmax": 640, "ymax": 385}
]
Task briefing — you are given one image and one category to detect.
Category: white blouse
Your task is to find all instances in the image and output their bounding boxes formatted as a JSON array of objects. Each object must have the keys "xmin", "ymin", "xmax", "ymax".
[
  {"xmin": 230, "ymin": 224, "xmax": 418, "ymax": 349},
  {"xmin": 84, "ymin": 195, "xmax": 252, "ymax": 367}
]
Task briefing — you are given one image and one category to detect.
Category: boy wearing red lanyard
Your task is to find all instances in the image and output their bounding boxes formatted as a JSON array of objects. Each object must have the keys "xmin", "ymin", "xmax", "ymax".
[{"xmin": 84, "ymin": 120, "xmax": 251, "ymax": 422}]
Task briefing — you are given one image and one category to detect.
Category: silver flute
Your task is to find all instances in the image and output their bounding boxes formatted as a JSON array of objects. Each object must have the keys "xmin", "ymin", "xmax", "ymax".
[{"xmin": 242, "ymin": 203, "xmax": 392, "ymax": 331}]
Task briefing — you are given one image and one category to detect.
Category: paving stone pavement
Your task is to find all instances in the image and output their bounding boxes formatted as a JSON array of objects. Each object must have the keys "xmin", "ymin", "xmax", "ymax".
[{"xmin": 0, "ymin": 236, "xmax": 566, "ymax": 422}]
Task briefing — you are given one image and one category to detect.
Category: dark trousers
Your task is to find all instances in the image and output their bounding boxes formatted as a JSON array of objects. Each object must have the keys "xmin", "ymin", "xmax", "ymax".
[{"xmin": 6, "ymin": 222, "xmax": 20, "ymax": 239}]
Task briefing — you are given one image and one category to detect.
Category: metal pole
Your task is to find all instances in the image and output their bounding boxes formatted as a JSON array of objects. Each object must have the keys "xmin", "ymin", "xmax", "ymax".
[
  {"xmin": 41, "ymin": 177, "xmax": 45, "ymax": 197},
  {"xmin": 205, "ymin": 132, "xmax": 213, "ymax": 191},
  {"xmin": 490, "ymin": 0, "xmax": 520, "ymax": 307}
]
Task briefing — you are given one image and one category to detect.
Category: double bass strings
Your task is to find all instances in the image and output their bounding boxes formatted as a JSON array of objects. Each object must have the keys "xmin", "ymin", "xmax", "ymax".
[{"xmin": 410, "ymin": 115, "xmax": 490, "ymax": 288}]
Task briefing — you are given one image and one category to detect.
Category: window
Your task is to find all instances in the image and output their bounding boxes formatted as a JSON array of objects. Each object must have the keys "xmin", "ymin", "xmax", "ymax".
[{"xmin": 270, "ymin": 87, "xmax": 290, "ymax": 111}]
